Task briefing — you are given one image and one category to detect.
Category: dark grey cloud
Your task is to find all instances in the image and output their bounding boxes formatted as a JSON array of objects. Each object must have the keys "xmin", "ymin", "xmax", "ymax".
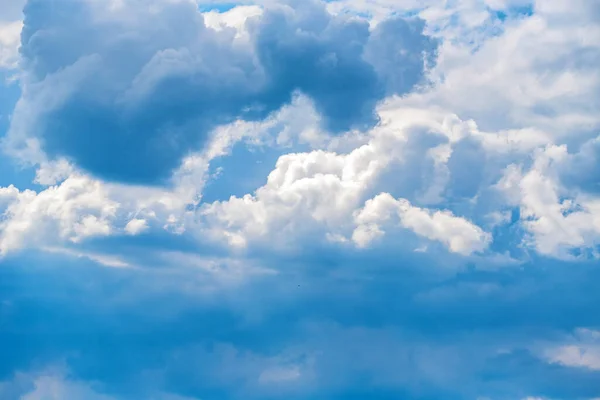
[{"xmin": 8, "ymin": 0, "xmax": 437, "ymax": 184}]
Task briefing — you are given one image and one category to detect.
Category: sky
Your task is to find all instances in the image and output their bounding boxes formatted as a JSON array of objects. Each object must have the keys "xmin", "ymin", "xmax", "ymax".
[{"xmin": 0, "ymin": 0, "xmax": 599, "ymax": 399}]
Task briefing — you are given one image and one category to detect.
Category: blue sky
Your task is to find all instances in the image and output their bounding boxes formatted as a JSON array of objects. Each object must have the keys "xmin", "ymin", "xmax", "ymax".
[{"xmin": 0, "ymin": 0, "xmax": 600, "ymax": 399}]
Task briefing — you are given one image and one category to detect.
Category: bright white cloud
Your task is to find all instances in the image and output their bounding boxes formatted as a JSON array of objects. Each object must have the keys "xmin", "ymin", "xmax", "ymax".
[
  {"xmin": 495, "ymin": 143, "xmax": 600, "ymax": 258},
  {"xmin": 199, "ymin": 144, "xmax": 384, "ymax": 247},
  {"xmin": 0, "ymin": 175, "xmax": 118, "ymax": 254},
  {"xmin": 331, "ymin": 0, "xmax": 599, "ymax": 143},
  {"xmin": 353, "ymin": 193, "xmax": 491, "ymax": 255},
  {"xmin": 0, "ymin": 169, "xmax": 198, "ymax": 254},
  {"xmin": 124, "ymin": 218, "xmax": 149, "ymax": 235},
  {"xmin": 423, "ymin": 0, "xmax": 600, "ymax": 138}
]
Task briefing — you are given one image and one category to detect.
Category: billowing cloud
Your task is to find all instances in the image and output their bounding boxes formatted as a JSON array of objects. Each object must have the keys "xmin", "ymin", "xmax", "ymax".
[
  {"xmin": 0, "ymin": 175, "xmax": 118, "ymax": 254},
  {"xmin": 495, "ymin": 143, "xmax": 600, "ymax": 258},
  {"xmin": 197, "ymin": 104, "xmax": 501, "ymax": 252},
  {"xmin": 7, "ymin": 0, "xmax": 436, "ymax": 184},
  {"xmin": 352, "ymin": 192, "xmax": 491, "ymax": 255}
]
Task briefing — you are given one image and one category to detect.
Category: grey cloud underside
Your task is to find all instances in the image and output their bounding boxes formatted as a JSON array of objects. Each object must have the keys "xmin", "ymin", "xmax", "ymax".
[{"xmin": 14, "ymin": 0, "xmax": 437, "ymax": 184}]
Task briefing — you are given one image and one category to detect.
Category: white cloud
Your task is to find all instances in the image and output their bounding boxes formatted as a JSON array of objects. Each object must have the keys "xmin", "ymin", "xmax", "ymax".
[
  {"xmin": 495, "ymin": 144, "xmax": 600, "ymax": 258},
  {"xmin": 203, "ymin": 5, "xmax": 263, "ymax": 39},
  {"xmin": 0, "ymin": 0, "xmax": 25, "ymax": 69},
  {"xmin": 34, "ymin": 159, "xmax": 74, "ymax": 186},
  {"xmin": 545, "ymin": 345, "xmax": 600, "ymax": 371},
  {"xmin": 425, "ymin": 0, "xmax": 600, "ymax": 138},
  {"xmin": 543, "ymin": 329, "xmax": 600, "ymax": 371},
  {"xmin": 0, "ymin": 168, "xmax": 200, "ymax": 254},
  {"xmin": 0, "ymin": 20, "xmax": 22, "ymax": 69},
  {"xmin": 0, "ymin": 174, "xmax": 118, "ymax": 254},
  {"xmin": 331, "ymin": 0, "xmax": 598, "ymax": 145},
  {"xmin": 199, "ymin": 133, "xmax": 388, "ymax": 248},
  {"xmin": 124, "ymin": 218, "xmax": 149, "ymax": 235},
  {"xmin": 0, "ymin": 0, "xmax": 23, "ymax": 69},
  {"xmin": 353, "ymin": 193, "xmax": 491, "ymax": 255}
]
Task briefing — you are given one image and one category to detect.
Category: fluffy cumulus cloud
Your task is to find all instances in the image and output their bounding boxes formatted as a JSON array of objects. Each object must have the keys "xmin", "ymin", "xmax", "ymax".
[
  {"xmin": 352, "ymin": 192, "xmax": 491, "ymax": 254},
  {"xmin": 0, "ymin": 0, "xmax": 600, "ymax": 399}
]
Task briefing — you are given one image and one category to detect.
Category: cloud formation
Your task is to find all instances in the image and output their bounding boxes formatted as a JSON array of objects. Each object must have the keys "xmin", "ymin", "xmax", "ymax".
[
  {"xmin": 352, "ymin": 192, "xmax": 491, "ymax": 254},
  {"xmin": 7, "ymin": 0, "xmax": 436, "ymax": 184}
]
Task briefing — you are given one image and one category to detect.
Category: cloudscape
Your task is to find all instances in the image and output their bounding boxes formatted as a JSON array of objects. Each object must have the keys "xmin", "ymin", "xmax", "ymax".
[{"xmin": 0, "ymin": 0, "xmax": 599, "ymax": 399}]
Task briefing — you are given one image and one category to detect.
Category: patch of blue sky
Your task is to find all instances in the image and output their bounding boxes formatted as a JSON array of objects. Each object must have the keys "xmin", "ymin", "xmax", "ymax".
[
  {"xmin": 492, "ymin": 3, "xmax": 535, "ymax": 21},
  {"xmin": 201, "ymin": 141, "xmax": 284, "ymax": 203},
  {"xmin": 198, "ymin": 2, "xmax": 240, "ymax": 13}
]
